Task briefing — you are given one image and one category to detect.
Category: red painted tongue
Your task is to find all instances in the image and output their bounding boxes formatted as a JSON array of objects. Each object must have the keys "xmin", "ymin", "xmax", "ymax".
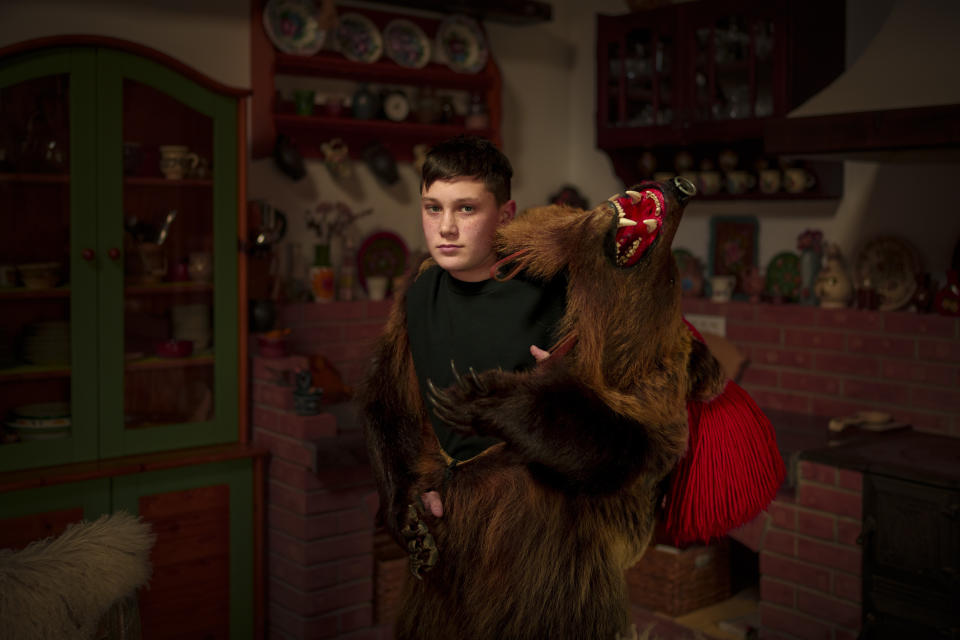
[{"xmin": 613, "ymin": 189, "xmax": 664, "ymax": 265}]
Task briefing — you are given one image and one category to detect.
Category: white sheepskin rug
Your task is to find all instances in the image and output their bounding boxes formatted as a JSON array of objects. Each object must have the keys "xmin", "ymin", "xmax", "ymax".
[{"xmin": 0, "ymin": 511, "xmax": 156, "ymax": 640}]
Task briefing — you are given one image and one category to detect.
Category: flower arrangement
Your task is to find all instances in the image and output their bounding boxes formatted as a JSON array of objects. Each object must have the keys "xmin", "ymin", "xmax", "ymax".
[{"xmin": 797, "ymin": 229, "xmax": 823, "ymax": 254}]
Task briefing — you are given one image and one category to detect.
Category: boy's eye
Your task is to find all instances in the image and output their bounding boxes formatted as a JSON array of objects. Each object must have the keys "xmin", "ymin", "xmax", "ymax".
[
  {"xmin": 460, "ymin": 205, "xmax": 475, "ymax": 214},
  {"xmin": 425, "ymin": 205, "xmax": 441, "ymax": 214}
]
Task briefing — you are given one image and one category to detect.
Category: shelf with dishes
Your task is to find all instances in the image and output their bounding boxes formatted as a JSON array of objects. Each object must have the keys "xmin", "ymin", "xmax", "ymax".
[
  {"xmin": 124, "ymin": 177, "xmax": 213, "ymax": 188},
  {"xmin": 0, "ymin": 172, "xmax": 69, "ymax": 184},
  {"xmin": 0, "ymin": 363, "xmax": 70, "ymax": 382},
  {"xmin": 253, "ymin": 1, "xmax": 502, "ymax": 157},
  {"xmin": 0, "ymin": 286, "xmax": 70, "ymax": 300},
  {"xmin": 275, "ymin": 52, "xmax": 494, "ymax": 92},
  {"xmin": 125, "ymin": 352, "xmax": 213, "ymax": 371},
  {"xmin": 124, "ymin": 281, "xmax": 213, "ymax": 295},
  {"xmin": 0, "ymin": 353, "xmax": 214, "ymax": 383},
  {"xmin": 274, "ymin": 112, "xmax": 493, "ymax": 160}
]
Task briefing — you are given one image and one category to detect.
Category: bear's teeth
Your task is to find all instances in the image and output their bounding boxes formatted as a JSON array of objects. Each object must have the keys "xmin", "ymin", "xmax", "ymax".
[
  {"xmin": 618, "ymin": 218, "xmax": 637, "ymax": 228},
  {"xmin": 643, "ymin": 218, "xmax": 658, "ymax": 233},
  {"xmin": 626, "ymin": 190, "xmax": 642, "ymax": 203}
]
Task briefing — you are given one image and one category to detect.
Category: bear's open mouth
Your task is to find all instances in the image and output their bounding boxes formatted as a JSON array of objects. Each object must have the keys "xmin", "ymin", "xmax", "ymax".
[{"xmin": 610, "ymin": 188, "xmax": 664, "ymax": 268}]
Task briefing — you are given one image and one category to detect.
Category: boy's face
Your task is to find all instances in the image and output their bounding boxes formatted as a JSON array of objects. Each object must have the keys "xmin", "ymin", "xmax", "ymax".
[{"xmin": 421, "ymin": 177, "xmax": 515, "ymax": 282}]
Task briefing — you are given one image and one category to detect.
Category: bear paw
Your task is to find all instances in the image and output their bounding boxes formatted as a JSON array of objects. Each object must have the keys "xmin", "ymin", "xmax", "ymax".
[
  {"xmin": 425, "ymin": 361, "xmax": 497, "ymax": 435},
  {"xmin": 401, "ymin": 503, "xmax": 438, "ymax": 579}
]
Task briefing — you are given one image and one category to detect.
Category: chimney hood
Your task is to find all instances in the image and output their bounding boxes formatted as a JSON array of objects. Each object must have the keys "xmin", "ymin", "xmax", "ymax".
[{"xmin": 765, "ymin": 0, "xmax": 960, "ymax": 162}]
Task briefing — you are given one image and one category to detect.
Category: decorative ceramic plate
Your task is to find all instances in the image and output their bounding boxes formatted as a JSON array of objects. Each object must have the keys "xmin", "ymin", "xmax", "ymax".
[
  {"xmin": 436, "ymin": 14, "xmax": 488, "ymax": 73},
  {"xmin": 855, "ymin": 236, "xmax": 920, "ymax": 311},
  {"xmin": 357, "ymin": 231, "xmax": 409, "ymax": 291},
  {"xmin": 765, "ymin": 251, "xmax": 802, "ymax": 301},
  {"xmin": 383, "ymin": 19, "xmax": 431, "ymax": 69},
  {"xmin": 334, "ymin": 12, "xmax": 383, "ymax": 63},
  {"xmin": 262, "ymin": 0, "xmax": 327, "ymax": 56}
]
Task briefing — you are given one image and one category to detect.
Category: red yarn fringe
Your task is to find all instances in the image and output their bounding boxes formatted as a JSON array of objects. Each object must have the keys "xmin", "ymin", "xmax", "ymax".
[{"xmin": 663, "ymin": 379, "xmax": 786, "ymax": 546}]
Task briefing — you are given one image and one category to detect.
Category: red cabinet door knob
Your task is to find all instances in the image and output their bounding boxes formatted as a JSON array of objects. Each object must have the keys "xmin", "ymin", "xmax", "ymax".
[
  {"xmin": 82, "ymin": 248, "xmax": 95, "ymax": 261},
  {"xmin": 108, "ymin": 248, "xmax": 121, "ymax": 260}
]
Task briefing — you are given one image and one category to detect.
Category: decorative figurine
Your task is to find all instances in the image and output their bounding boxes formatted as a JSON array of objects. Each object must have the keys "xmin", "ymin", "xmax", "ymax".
[
  {"xmin": 292, "ymin": 368, "xmax": 324, "ymax": 416},
  {"xmin": 815, "ymin": 243, "xmax": 853, "ymax": 309},
  {"xmin": 934, "ymin": 270, "xmax": 960, "ymax": 316}
]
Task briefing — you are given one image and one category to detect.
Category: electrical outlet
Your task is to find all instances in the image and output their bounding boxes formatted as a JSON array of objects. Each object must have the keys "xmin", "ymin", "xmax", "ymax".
[{"xmin": 684, "ymin": 313, "xmax": 726, "ymax": 337}]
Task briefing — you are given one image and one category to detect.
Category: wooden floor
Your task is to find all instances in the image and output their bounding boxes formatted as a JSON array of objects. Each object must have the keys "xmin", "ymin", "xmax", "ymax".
[{"xmin": 631, "ymin": 588, "xmax": 760, "ymax": 640}]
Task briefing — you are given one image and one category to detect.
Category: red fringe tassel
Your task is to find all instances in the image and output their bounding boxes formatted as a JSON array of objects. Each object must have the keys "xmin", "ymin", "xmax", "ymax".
[{"xmin": 663, "ymin": 379, "xmax": 786, "ymax": 546}]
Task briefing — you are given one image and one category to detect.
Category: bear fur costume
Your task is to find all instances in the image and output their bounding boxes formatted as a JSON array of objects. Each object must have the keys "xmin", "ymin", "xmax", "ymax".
[{"xmin": 361, "ymin": 178, "xmax": 734, "ymax": 640}]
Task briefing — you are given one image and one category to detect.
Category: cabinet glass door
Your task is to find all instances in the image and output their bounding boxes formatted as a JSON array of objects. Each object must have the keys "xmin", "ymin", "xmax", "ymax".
[
  {"xmin": 97, "ymin": 50, "xmax": 238, "ymax": 458},
  {"xmin": 691, "ymin": 13, "xmax": 777, "ymax": 121},
  {"xmin": 605, "ymin": 24, "xmax": 676, "ymax": 128},
  {"xmin": 0, "ymin": 49, "xmax": 98, "ymax": 470}
]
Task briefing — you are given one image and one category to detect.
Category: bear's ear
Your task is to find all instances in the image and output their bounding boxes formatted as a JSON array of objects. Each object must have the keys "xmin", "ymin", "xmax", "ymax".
[{"xmin": 687, "ymin": 338, "xmax": 727, "ymax": 403}]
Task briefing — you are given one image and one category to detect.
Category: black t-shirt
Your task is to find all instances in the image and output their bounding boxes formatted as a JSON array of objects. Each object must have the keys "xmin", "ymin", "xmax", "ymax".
[{"xmin": 406, "ymin": 265, "xmax": 566, "ymax": 461}]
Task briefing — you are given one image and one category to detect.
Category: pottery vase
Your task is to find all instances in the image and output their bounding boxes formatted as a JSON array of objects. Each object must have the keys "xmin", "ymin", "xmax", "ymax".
[{"xmin": 799, "ymin": 249, "xmax": 821, "ymax": 305}]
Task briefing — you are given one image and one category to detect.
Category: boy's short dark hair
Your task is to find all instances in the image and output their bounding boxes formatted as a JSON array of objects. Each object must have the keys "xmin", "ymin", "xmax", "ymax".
[{"xmin": 421, "ymin": 135, "xmax": 512, "ymax": 205}]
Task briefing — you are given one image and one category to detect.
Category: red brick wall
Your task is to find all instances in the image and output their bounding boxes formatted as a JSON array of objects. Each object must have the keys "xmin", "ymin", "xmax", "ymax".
[
  {"xmin": 681, "ymin": 299, "xmax": 960, "ymax": 438},
  {"xmin": 251, "ymin": 353, "xmax": 392, "ymax": 640},
  {"xmin": 279, "ymin": 301, "xmax": 393, "ymax": 391},
  {"xmin": 755, "ymin": 462, "xmax": 864, "ymax": 640},
  {"xmin": 269, "ymin": 298, "xmax": 959, "ymax": 639},
  {"xmin": 280, "ymin": 299, "xmax": 960, "ymax": 438}
]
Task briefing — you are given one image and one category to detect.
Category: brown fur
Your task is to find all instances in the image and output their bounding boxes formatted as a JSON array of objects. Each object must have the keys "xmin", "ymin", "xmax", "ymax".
[{"xmin": 360, "ymin": 180, "xmax": 726, "ymax": 639}]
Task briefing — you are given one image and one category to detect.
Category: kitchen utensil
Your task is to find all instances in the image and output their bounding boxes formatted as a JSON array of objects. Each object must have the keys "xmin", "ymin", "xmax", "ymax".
[
  {"xmin": 156, "ymin": 209, "xmax": 177, "ymax": 245},
  {"xmin": 274, "ymin": 134, "xmax": 305, "ymax": 181}
]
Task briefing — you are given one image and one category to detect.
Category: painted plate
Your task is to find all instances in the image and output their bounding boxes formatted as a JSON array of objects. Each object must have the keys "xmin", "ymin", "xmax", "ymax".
[
  {"xmin": 357, "ymin": 231, "xmax": 409, "ymax": 291},
  {"xmin": 855, "ymin": 236, "xmax": 920, "ymax": 311},
  {"xmin": 383, "ymin": 19, "xmax": 431, "ymax": 69},
  {"xmin": 334, "ymin": 12, "xmax": 383, "ymax": 63},
  {"xmin": 765, "ymin": 251, "xmax": 802, "ymax": 302},
  {"xmin": 436, "ymin": 15, "xmax": 488, "ymax": 74},
  {"xmin": 262, "ymin": 0, "xmax": 327, "ymax": 56}
]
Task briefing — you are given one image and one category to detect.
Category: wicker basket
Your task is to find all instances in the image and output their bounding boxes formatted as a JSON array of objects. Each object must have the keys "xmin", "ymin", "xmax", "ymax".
[{"xmin": 625, "ymin": 538, "xmax": 731, "ymax": 617}]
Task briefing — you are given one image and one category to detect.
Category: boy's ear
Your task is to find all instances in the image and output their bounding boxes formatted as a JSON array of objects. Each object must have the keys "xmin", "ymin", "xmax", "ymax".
[{"xmin": 499, "ymin": 199, "xmax": 516, "ymax": 224}]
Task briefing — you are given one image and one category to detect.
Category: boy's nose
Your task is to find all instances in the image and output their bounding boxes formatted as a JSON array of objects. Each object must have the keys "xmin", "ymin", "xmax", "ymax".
[{"xmin": 439, "ymin": 211, "xmax": 457, "ymax": 236}]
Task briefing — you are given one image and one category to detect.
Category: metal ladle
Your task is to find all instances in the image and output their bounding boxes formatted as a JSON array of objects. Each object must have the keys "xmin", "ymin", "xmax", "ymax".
[{"xmin": 156, "ymin": 209, "xmax": 177, "ymax": 245}]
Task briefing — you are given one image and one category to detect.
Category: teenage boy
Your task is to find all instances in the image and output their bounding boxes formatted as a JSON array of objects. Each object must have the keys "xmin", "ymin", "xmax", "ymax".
[{"xmin": 405, "ymin": 136, "xmax": 566, "ymax": 515}]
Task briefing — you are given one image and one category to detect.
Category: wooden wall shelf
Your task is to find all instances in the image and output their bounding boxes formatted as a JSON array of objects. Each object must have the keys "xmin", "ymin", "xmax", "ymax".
[{"xmin": 251, "ymin": 1, "xmax": 503, "ymax": 159}]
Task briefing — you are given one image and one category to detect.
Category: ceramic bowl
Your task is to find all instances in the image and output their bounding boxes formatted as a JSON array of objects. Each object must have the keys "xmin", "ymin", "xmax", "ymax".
[
  {"xmin": 156, "ymin": 339, "xmax": 193, "ymax": 358},
  {"xmin": 18, "ymin": 262, "xmax": 61, "ymax": 289}
]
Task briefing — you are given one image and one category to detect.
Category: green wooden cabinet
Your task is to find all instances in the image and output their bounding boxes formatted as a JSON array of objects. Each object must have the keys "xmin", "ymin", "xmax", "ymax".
[
  {"xmin": 0, "ymin": 457, "xmax": 255, "ymax": 640},
  {"xmin": 0, "ymin": 45, "xmax": 241, "ymax": 472}
]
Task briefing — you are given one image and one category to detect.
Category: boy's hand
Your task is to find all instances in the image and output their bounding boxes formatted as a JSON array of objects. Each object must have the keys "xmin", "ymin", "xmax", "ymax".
[
  {"xmin": 530, "ymin": 345, "xmax": 551, "ymax": 362},
  {"xmin": 421, "ymin": 491, "xmax": 443, "ymax": 517}
]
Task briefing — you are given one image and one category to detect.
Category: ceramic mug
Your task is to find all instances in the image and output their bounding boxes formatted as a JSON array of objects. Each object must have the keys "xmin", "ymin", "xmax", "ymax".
[
  {"xmin": 367, "ymin": 275, "xmax": 389, "ymax": 301},
  {"xmin": 725, "ymin": 170, "xmax": 756, "ymax": 195},
  {"xmin": 159, "ymin": 145, "xmax": 199, "ymax": 180},
  {"xmin": 784, "ymin": 168, "xmax": 816, "ymax": 193},
  {"xmin": 710, "ymin": 274, "xmax": 737, "ymax": 303},
  {"xmin": 698, "ymin": 171, "xmax": 722, "ymax": 195},
  {"xmin": 759, "ymin": 168, "xmax": 782, "ymax": 194},
  {"xmin": 138, "ymin": 242, "xmax": 167, "ymax": 283},
  {"xmin": 293, "ymin": 89, "xmax": 315, "ymax": 116}
]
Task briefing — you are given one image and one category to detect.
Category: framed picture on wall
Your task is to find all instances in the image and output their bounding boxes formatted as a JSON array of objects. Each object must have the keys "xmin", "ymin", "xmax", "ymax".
[{"xmin": 708, "ymin": 216, "xmax": 758, "ymax": 295}]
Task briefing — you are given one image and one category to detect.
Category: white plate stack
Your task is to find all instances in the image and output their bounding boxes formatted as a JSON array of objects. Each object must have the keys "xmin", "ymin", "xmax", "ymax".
[
  {"xmin": 22, "ymin": 321, "xmax": 70, "ymax": 365},
  {"xmin": 171, "ymin": 303, "xmax": 211, "ymax": 352},
  {"xmin": 6, "ymin": 401, "xmax": 71, "ymax": 441}
]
